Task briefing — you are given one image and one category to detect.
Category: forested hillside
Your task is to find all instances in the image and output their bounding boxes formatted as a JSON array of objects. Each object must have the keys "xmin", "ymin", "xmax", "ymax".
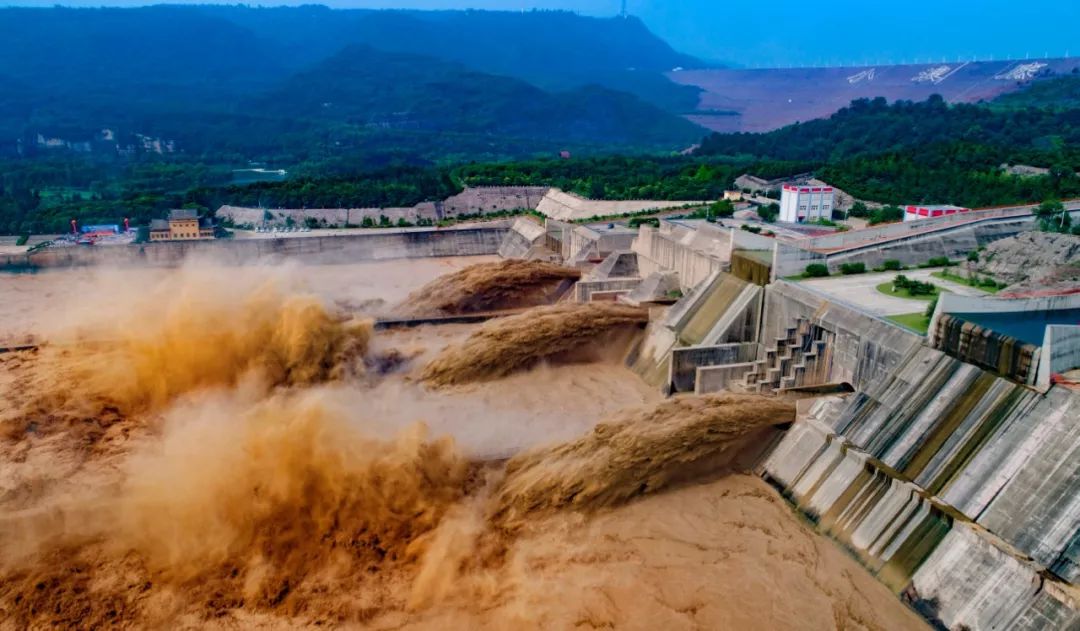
[
  {"xmin": 695, "ymin": 95, "xmax": 1080, "ymax": 206},
  {"xmin": 2, "ymin": 6, "xmax": 1078, "ymax": 236},
  {"xmin": 697, "ymin": 96, "xmax": 1080, "ymax": 162},
  {"xmin": 992, "ymin": 72, "xmax": 1080, "ymax": 111},
  {"xmin": 0, "ymin": 5, "xmax": 704, "ymax": 161},
  {"xmin": 251, "ymin": 46, "xmax": 700, "ymax": 146}
]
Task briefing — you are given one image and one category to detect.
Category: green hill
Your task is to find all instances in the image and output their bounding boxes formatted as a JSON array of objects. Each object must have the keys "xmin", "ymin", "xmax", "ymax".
[
  {"xmin": 0, "ymin": 6, "xmax": 705, "ymax": 160},
  {"xmin": 250, "ymin": 45, "xmax": 702, "ymax": 148},
  {"xmin": 697, "ymin": 95, "xmax": 1080, "ymax": 162},
  {"xmin": 992, "ymin": 72, "xmax": 1080, "ymax": 111}
]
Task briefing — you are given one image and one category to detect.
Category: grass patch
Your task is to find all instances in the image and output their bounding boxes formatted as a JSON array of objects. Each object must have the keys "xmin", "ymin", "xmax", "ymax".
[
  {"xmin": 887, "ymin": 312, "xmax": 930, "ymax": 335},
  {"xmin": 875, "ymin": 281, "xmax": 939, "ymax": 301},
  {"xmin": 931, "ymin": 270, "xmax": 1002, "ymax": 294}
]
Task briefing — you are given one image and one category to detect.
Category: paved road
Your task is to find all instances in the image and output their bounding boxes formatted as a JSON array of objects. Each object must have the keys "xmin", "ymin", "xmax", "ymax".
[{"xmin": 800, "ymin": 268, "xmax": 987, "ymax": 316}]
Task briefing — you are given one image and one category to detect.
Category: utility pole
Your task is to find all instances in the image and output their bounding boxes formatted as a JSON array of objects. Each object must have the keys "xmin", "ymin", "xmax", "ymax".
[{"xmin": 620, "ymin": 0, "xmax": 628, "ymax": 17}]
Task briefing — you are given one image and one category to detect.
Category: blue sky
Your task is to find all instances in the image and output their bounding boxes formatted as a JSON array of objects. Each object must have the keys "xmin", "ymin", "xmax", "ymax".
[{"xmin": 7, "ymin": 0, "xmax": 1080, "ymax": 67}]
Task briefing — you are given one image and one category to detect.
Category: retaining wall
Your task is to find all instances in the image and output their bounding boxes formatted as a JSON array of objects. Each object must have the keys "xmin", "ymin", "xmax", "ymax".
[
  {"xmin": 590, "ymin": 251, "xmax": 639, "ymax": 280},
  {"xmin": 574, "ymin": 279, "xmax": 642, "ymax": 302},
  {"xmin": 0, "ymin": 225, "xmax": 511, "ymax": 270},
  {"xmin": 762, "ymin": 281, "xmax": 922, "ymax": 390},
  {"xmin": 1038, "ymin": 325, "xmax": 1080, "ymax": 390},
  {"xmin": 497, "ymin": 218, "xmax": 547, "ymax": 259},
  {"xmin": 633, "ymin": 221, "xmax": 728, "ymax": 289},
  {"xmin": 217, "ymin": 186, "xmax": 549, "ymax": 228},
  {"xmin": 695, "ymin": 361, "xmax": 757, "ymax": 394},
  {"xmin": 669, "ymin": 342, "xmax": 758, "ymax": 393},
  {"xmin": 535, "ymin": 188, "xmax": 700, "ymax": 221},
  {"xmin": 772, "ymin": 206, "xmax": 1080, "ymax": 278}
]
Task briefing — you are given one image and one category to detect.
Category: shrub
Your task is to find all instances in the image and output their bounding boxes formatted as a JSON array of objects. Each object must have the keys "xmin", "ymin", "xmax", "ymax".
[
  {"xmin": 926, "ymin": 256, "xmax": 951, "ymax": 267},
  {"xmin": 740, "ymin": 225, "xmax": 762, "ymax": 234},
  {"xmin": 979, "ymin": 276, "xmax": 998, "ymax": 289},
  {"xmin": 925, "ymin": 296, "xmax": 938, "ymax": 319},
  {"xmin": 709, "ymin": 199, "xmax": 735, "ymax": 219},
  {"xmin": 360, "ymin": 216, "xmax": 375, "ymax": 228},
  {"xmin": 15, "ymin": 233, "xmax": 29, "ymax": 246},
  {"xmin": 893, "ymin": 274, "xmax": 936, "ymax": 296},
  {"xmin": 882, "ymin": 259, "xmax": 902, "ymax": 271},
  {"xmin": 868, "ymin": 205, "xmax": 904, "ymax": 225},
  {"xmin": 757, "ymin": 203, "xmax": 780, "ymax": 222},
  {"xmin": 804, "ymin": 263, "xmax": 829, "ymax": 277},
  {"xmin": 967, "ymin": 250, "xmax": 979, "ymax": 262},
  {"xmin": 1036, "ymin": 199, "xmax": 1071, "ymax": 233},
  {"xmin": 848, "ymin": 201, "xmax": 870, "ymax": 218},
  {"xmin": 629, "ymin": 216, "xmax": 660, "ymax": 228},
  {"xmin": 840, "ymin": 262, "xmax": 866, "ymax": 275}
]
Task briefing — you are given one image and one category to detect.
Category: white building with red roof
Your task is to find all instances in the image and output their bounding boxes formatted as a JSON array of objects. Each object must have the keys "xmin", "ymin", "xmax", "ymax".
[
  {"xmin": 779, "ymin": 183, "xmax": 834, "ymax": 223},
  {"xmin": 903, "ymin": 204, "xmax": 971, "ymax": 222}
]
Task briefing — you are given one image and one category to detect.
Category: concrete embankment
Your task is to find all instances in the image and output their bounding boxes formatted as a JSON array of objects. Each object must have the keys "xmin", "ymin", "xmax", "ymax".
[
  {"xmin": 772, "ymin": 205, "xmax": 1080, "ymax": 277},
  {"xmin": 217, "ymin": 186, "xmax": 549, "ymax": 228},
  {"xmin": 762, "ymin": 358, "xmax": 1080, "ymax": 630},
  {"xmin": 0, "ymin": 225, "xmax": 510, "ymax": 270},
  {"xmin": 630, "ymin": 266, "xmax": 1080, "ymax": 628}
]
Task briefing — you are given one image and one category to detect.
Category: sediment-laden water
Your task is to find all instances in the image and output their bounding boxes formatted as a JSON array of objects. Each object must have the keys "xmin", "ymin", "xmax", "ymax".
[{"xmin": 0, "ymin": 259, "xmax": 928, "ymax": 630}]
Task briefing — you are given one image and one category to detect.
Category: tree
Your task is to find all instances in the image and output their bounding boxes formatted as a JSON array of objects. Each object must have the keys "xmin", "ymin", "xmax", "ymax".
[
  {"xmin": 1036, "ymin": 199, "xmax": 1070, "ymax": 233},
  {"xmin": 758, "ymin": 202, "xmax": 779, "ymax": 222},
  {"xmin": 848, "ymin": 201, "xmax": 869, "ymax": 218},
  {"xmin": 708, "ymin": 199, "xmax": 735, "ymax": 219},
  {"xmin": 868, "ymin": 205, "xmax": 904, "ymax": 225}
]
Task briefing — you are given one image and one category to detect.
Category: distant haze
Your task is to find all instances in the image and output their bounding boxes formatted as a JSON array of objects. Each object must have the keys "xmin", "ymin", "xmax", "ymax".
[{"xmin": 3, "ymin": 0, "xmax": 1079, "ymax": 68}]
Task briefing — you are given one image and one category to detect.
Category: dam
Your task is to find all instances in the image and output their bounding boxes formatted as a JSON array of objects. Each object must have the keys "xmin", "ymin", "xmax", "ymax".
[
  {"xmin": 497, "ymin": 213, "xmax": 1080, "ymax": 630},
  {"xmin": 0, "ymin": 213, "xmax": 1077, "ymax": 630}
]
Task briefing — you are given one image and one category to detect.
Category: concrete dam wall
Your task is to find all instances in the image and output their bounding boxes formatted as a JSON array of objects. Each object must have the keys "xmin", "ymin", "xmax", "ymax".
[
  {"xmin": 633, "ymin": 268, "xmax": 1080, "ymax": 628},
  {"xmin": 762, "ymin": 352, "xmax": 1080, "ymax": 630},
  {"xmin": 761, "ymin": 281, "xmax": 923, "ymax": 391},
  {"xmin": 0, "ymin": 225, "xmax": 510, "ymax": 270},
  {"xmin": 217, "ymin": 186, "xmax": 549, "ymax": 228}
]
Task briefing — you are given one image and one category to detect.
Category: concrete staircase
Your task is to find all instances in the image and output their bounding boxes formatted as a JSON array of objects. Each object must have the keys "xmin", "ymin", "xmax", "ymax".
[{"xmin": 738, "ymin": 318, "xmax": 831, "ymax": 394}]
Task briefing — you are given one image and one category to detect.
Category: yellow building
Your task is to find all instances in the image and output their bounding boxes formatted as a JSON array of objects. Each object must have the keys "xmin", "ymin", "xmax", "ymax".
[{"xmin": 149, "ymin": 209, "xmax": 214, "ymax": 241}]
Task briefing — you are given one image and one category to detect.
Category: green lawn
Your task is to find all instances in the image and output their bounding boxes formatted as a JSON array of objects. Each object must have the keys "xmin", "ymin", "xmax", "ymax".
[
  {"xmin": 887, "ymin": 312, "xmax": 930, "ymax": 335},
  {"xmin": 931, "ymin": 270, "xmax": 1001, "ymax": 294},
  {"xmin": 875, "ymin": 281, "xmax": 939, "ymax": 301}
]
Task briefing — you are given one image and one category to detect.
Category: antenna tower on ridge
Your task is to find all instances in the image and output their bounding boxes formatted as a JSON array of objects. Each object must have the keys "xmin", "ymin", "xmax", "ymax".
[{"xmin": 620, "ymin": 0, "xmax": 628, "ymax": 17}]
